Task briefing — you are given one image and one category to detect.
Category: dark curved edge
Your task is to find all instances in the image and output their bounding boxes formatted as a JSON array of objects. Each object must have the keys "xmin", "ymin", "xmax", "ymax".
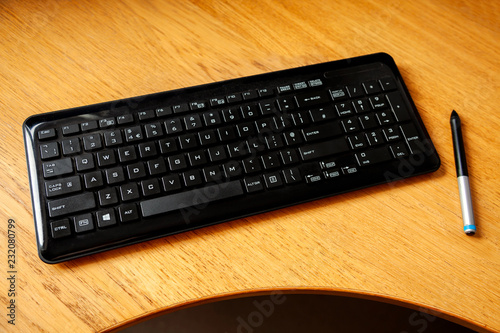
[{"xmin": 102, "ymin": 288, "xmax": 491, "ymax": 333}]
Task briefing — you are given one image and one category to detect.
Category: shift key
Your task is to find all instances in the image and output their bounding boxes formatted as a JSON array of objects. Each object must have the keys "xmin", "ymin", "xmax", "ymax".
[
  {"xmin": 48, "ymin": 192, "xmax": 96, "ymax": 218},
  {"xmin": 299, "ymin": 137, "xmax": 349, "ymax": 161}
]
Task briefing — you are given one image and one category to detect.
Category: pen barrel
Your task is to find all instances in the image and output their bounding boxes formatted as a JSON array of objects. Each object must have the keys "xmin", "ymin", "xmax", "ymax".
[
  {"xmin": 457, "ymin": 175, "xmax": 475, "ymax": 229},
  {"xmin": 450, "ymin": 115, "xmax": 468, "ymax": 176}
]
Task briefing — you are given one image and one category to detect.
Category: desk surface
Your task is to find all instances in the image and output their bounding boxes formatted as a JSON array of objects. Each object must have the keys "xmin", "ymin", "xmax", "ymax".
[{"xmin": 0, "ymin": 0, "xmax": 499, "ymax": 332}]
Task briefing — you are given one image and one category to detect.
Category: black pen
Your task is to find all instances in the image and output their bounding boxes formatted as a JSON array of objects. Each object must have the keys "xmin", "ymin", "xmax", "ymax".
[{"xmin": 450, "ymin": 110, "xmax": 476, "ymax": 235}]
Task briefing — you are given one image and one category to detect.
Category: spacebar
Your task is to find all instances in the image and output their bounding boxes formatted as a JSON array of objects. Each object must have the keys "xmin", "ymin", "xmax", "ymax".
[{"xmin": 140, "ymin": 181, "xmax": 244, "ymax": 217}]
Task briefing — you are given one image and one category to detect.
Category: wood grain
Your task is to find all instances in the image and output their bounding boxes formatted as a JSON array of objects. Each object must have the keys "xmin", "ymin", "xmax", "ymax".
[{"xmin": 0, "ymin": 0, "xmax": 499, "ymax": 332}]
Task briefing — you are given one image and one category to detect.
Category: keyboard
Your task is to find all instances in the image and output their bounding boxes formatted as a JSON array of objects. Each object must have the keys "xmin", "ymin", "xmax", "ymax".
[{"xmin": 23, "ymin": 53, "xmax": 440, "ymax": 263}]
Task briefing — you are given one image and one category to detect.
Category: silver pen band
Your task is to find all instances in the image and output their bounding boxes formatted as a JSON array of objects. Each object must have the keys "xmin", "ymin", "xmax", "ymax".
[{"xmin": 457, "ymin": 176, "xmax": 475, "ymax": 228}]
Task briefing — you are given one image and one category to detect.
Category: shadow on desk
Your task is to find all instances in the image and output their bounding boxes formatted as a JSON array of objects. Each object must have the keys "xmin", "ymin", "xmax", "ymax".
[{"xmin": 118, "ymin": 294, "xmax": 475, "ymax": 333}]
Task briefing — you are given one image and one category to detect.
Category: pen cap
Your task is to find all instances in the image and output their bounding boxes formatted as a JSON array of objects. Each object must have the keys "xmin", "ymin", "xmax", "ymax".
[{"xmin": 450, "ymin": 110, "xmax": 468, "ymax": 177}]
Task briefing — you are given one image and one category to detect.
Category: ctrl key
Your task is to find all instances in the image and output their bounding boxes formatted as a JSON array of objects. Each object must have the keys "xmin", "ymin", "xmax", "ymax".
[{"xmin": 50, "ymin": 219, "xmax": 72, "ymax": 239}]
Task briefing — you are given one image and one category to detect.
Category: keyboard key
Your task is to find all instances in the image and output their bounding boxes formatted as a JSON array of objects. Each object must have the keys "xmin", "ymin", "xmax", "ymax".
[
  {"xmin": 96, "ymin": 209, "xmax": 117, "ymax": 228},
  {"xmin": 120, "ymin": 183, "xmax": 140, "ymax": 201},
  {"xmin": 277, "ymin": 84, "xmax": 292, "ymax": 94},
  {"xmin": 190, "ymin": 101, "xmax": 207, "ymax": 111},
  {"xmin": 345, "ymin": 84, "xmax": 364, "ymax": 98},
  {"xmin": 137, "ymin": 110, "xmax": 155, "ymax": 121},
  {"xmin": 50, "ymin": 219, "xmax": 71, "ymax": 239},
  {"xmin": 369, "ymin": 95, "xmax": 388, "ymax": 109},
  {"xmin": 264, "ymin": 172, "xmax": 283, "ymax": 189},
  {"xmin": 47, "ymin": 192, "xmax": 96, "ymax": 218},
  {"xmin": 147, "ymin": 158, "xmax": 167, "ymax": 176},
  {"xmin": 141, "ymin": 178, "xmax": 161, "ymax": 197},
  {"xmin": 379, "ymin": 77, "xmax": 397, "ymax": 91},
  {"xmin": 294, "ymin": 90, "xmax": 329, "ymax": 108},
  {"xmin": 84, "ymin": 171, "xmax": 104, "ymax": 189},
  {"xmin": 244, "ymin": 176, "xmax": 264, "ymax": 193},
  {"xmin": 161, "ymin": 174, "xmax": 182, "ymax": 193},
  {"xmin": 75, "ymin": 153, "xmax": 95, "ymax": 172},
  {"xmin": 45, "ymin": 175, "xmax": 81, "ymax": 198},
  {"xmin": 99, "ymin": 118, "xmax": 116, "ymax": 128},
  {"xmin": 118, "ymin": 204, "xmax": 139, "ymax": 223},
  {"xmin": 386, "ymin": 92, "xmax": 411, "ymax": 122},
  {"xmin": 242, "ymin": 90, "xmax": 259, "ymax": 100},
  {"xmin": 118, "ymin": 146, "xmax": 137, "ymax": 163},
  {"xmin": 140, "ymin": 181, "xmax": 244, "ymax": 217},
  {"xmin": 116, "ymin": 114, "xmax": 134, "ymax": 125},
  {"xmin": 226, "ymin": 93, "xmax": 243, "ymax": 104},
  {"xmin": 38, "ymin": 128, "xmax": 56, "ymax": 140},
  {"xmin": 362, "ymin": 80, "xmax": 382, "ymax": 94},
  {"xmin": 282, "ymin": 168, "xmax": 302, "ymax": 184},
  {"xmin": 168, "ymin": 154, "xmax": 188, "ymax": 171},
  {"xmin": 62, "ymin": 124, "xmax": 80, "ymax": 136},
  {"xmin": 298, "ymin": 138, "xmax": 349, "ymax": 161},
  {"xmin": 74, "ymin": 213, "xmax": 94, "ymax": 233},
  {"xmin": 40, "ymin": 142, "xmax": 59, "ymax": 160},
  {"xmin": 329, "ymin": 87, "xmax": 347, "ymax": 100},
  {"xmin": 390, "ymin": 144, "xmax": 409, "ymax": 158},
  {"xmin": 124, "ymin": 126, "xmax": 144, "ymax": 142},
  {"xmin": 172, "ymin": 103, "xmax": 189, "ymax": 114},
  {"xmin": 301, "ymin": 123, "xmax": 342, "ymax": 142},
  {"xmin": 103, "ymin": 130, "xmax": 123, "ymax": 147},
  {"xmin": 97, "ymin": 150, "xmax": 117, "ymax": 167},
  {"xmin": 61, "ymin": 138, "xmax": 81, "ymax": 155},
  {"xmin": 83, "ymin": 134, "xmax": 102, "ymax": 151},
  {"xmin": 308, "ymin": 79, "xmax": 323, "ymax": 87},
  {"xmin": 43, "ymin": 158, "xmax": 73, "ymax": 178},
  {"xmin": 80, "ymin": 120, "xmax": 99, "ymax": 132},
  {"xmin": 99, "ymin": 188, "xmax": 119, "ymax": 206},
  {"xmin": 126, "ymin": 162, "xmax": 147, "ymax": 180},
  {"xmin": 355, "ymin": 147, "xmax": 393, "ymax": 166},
  {"xmin": 105, "ymin": 167, "xmax": 126, "ymax": 184}
]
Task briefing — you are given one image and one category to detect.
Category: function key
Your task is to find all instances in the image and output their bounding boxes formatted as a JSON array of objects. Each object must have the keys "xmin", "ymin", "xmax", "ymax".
[
  {"xmin": 258, "ymin": 88, "xmax": 274, "ymax": 97},
  {"xmin": 292, "ymin": 82, "xmax": 308, "ymax": 90},
  {"xmin": 242, "ymin": 90, "xmax": 259, "ymax": 100},
  {"xmin": 172, "ymin": 103, "xmax": 190, "ymax": 114},
  {"xmin": 155, "ymin": 107, "xmax": 171, "ymax": 118},
  {"xmin": 277, "ymin": 84, "xmax": 292, "ymax": 94},
  {"xmin": 210, "ymin": 97, "xmax": 226, "ymax": 107},
  {"xmin": 116, "ymin": 114, "xmax": 134, "ymax": 125},
  {"xmin": 80, "ymin": 120, "xmax": 98, "ymax": 132},
  {"xmin": 226, "ymin": 93, "xmax": 243, "ymax": 104},
  {"xmin": 362, "ymin": 80, "xmax": 382, "ymax": 95},
  {"xmin": 62, "ymin": 124, "xmax": 80, "ymax": 136},
  {"xmin": 379, "ymin": 77, "xmax": 397, "ymax": 91},
  {"xmin": 38, "ymin": 128, "xmax": 56, "ymax": 140},
  {"xmin": 99, "ymin": 118, "xmax": 116, "ymax": 128},
  {"xmin": 308, "ymin": 79, "xmax": 323, "ymax": 87},
  {"xmin": 137, "ymin": 110, "xmax": 155, "ymax": 121},
  {"xmin": 190, "ymin": 101, "xmax": 207, "ymax": 111}
]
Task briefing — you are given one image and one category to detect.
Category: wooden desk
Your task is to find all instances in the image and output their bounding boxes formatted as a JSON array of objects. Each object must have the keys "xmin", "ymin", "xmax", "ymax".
[{"xmin": 0, "ymin": 0, "xmax": 498, "ymax": 332}]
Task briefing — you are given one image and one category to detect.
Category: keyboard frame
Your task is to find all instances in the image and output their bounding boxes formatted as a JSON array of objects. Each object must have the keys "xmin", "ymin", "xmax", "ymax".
[{"xmin": 23, "ymin": 52, "xmax": 440, "ymax": 263}]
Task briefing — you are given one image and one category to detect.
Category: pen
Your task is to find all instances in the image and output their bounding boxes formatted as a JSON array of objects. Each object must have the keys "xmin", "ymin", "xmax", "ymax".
[{"xmin": 450, "ymin": 110, "xmax": 476, "ymax": 235}]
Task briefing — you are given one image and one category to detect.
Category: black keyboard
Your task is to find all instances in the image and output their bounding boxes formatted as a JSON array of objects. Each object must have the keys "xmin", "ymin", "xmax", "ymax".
[{"xmin": 23, "ymin": 53, "xmax": 440, "ymax": 263}]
